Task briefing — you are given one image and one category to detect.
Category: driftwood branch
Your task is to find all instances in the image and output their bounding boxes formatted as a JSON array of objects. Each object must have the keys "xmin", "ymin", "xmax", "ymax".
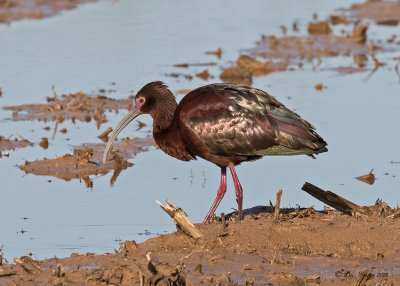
[
  {"xmin": 301, "ymin": 182, "xmax": 369, "ymax": 216},
  {"xmin": 274, "ymin": 189, "xmax": 283, "ymax": 218},
  {"xmin": 156, "ymin": 200, "xmax": 202, "ymax": 238}
]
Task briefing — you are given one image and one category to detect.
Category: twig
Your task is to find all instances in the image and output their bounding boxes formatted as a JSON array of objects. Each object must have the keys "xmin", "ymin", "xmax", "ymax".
[
  {"xmin": 274, "ymin": 189, "xmax": 283, "ymax": 219},
  {"xmin": 0, "ymin": 272, "xmax": 17, "ymax": 277},
  {"xmin": 52, "ymin": 119, "xmax": 59, "ymax": 140},
  {"xmin": 98, "ymin": 127, "xmax": 113, "ymax": 142},
  {"xmin": 51, "ymin": 85, "xmax": 61, "ymax": 111},
  {"xmin": 156, "ymin": 200, "xmax": 202, "ymax": 238}
]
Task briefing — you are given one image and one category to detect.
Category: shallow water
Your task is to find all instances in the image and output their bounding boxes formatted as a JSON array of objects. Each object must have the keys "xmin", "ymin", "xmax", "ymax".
[{"xmin": 1, "ymin": 0, "xmax": 399, "ymax": 260}]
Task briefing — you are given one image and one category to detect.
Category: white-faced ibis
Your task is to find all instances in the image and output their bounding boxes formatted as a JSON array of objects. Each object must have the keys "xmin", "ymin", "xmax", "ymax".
[{"xmin": 103, "ymin": 82, "xmax": 327, "ymax": 223}]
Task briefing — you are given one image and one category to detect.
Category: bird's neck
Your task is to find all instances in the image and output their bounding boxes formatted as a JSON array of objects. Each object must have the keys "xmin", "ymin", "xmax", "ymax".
[
  {"xmin": 151, "ymin": 95, "xmax": 194, "ymax": 162},
  {"xmin": 152, "ymin": 95, "xmax": 178, "ymax": 131}
]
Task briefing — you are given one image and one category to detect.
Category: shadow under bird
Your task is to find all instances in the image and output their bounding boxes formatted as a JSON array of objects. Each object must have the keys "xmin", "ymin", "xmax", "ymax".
[{"xmin": 103, "ymin": 82, "xmax": 327, "ymax": 224}]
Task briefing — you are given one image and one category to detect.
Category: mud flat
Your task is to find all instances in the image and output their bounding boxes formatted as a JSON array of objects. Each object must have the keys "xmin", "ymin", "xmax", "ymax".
[{"xmin": 0, "ymin": 204, "xmax": 399, "ymax": 285}]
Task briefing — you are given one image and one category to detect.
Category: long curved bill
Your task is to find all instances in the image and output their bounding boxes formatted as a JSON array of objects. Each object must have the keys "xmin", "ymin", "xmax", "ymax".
[{"xmin": 102, "ymin": 107, "xmax": 140, "ymax": 164}]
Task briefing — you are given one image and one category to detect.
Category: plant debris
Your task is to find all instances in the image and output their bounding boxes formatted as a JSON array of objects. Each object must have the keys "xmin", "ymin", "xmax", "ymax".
[
  {"xmin": 356, "ymin": 169, "xmax": 375, "ymax": 185},
  {"xmin": 3, "ymin": 90, "xmax": 132, "ymax": 129}
]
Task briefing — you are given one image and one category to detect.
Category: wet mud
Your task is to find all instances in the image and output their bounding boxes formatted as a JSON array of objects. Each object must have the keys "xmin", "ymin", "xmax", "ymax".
[
  {"xmin": 0, "ymin": 0, "xmax": 97, "ymax": 24},
  {"xmin": 220, "ymin": 22, "xmax": 374, "ymax": 85},
  {"xmin": 350, "ymin": 1, "xmax": 400, "ymax": 23},
  {"xmin": 3, "ymin": 90, "xmax": 132, "ymax": 129},
  {"xmin": 20, "ymin": 135, "xmax": 155, "ymax": 187},
  {"xmin": 0, "ymin": 135, "xmax": 33, "ymax": 157},
  {"xmin": 1, "ymin": 207, "xmax": 399, "ymax": 285}
]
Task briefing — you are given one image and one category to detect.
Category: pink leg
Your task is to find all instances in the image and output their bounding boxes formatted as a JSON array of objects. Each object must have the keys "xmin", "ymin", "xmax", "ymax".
[
  {"xmin": 203, "ymin": 167, "xmax": 227, "ymax": 224},
  {"xmin": 229, "ymin": 166, "xmax": 243, "ymax": 221}
]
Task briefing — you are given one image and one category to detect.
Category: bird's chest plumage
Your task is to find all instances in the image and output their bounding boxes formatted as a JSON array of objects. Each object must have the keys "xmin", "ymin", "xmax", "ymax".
[{"xmin": 153, "ymin": 127, "xmax": 194, "ymax": 162}]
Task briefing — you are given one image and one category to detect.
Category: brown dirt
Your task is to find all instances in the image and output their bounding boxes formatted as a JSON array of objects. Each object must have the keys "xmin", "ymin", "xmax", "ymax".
[
  {"xmin": 19, "ymin": 135, "xmax": 155, "ymax": 187},
  {"xmin": 1, "ymin": 207, "xmax": 399, "ymax": 285},
  {"xmin": 3, "ymin": 90, "xmax": 132, "ymax": 129},
  {"xmin": 0, "ymin": 0, "xmax": 97, "ymax": 24}
]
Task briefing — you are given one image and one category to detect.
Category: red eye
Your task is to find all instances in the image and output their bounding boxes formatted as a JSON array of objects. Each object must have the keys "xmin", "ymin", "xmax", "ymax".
[{"xmin": 139, "ymin": 98, "xmax": 144, "ymax": 103}]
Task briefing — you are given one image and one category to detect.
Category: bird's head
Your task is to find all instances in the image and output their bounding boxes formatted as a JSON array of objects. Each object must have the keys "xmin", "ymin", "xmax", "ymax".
[{"xmin": 102, "ymin": 81, "xmax": 174, "ymax": 164}]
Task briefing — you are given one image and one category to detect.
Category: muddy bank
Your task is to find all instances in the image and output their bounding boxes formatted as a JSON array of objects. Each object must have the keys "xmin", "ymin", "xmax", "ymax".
[
  {"xmin": 0, "ymin": 0, "xmax": 97, "ymax": 24},
  {"xmin": 1, "ymin": 204, "xmax": 399, "ymax": 285},
  {"xmin": 20, "ymin": 135, "xmax": 155, "ymax": 187},
  {"xmin": 3, "ymin": 90, "xmax": 132, "ymax": 128}
]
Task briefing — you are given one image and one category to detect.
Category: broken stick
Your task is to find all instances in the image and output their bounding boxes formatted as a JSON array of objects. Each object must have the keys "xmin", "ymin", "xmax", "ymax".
[
  {"xmin": 274, "ymin": 189, "xmax": 283, "ymax": 218},
  {"xmin": 301, "ymin": 182, "xmax": 369, "ymax": 217},
  {"xmin": 156, "ymin": 200, "xmax": 202, "ymax": 238}
]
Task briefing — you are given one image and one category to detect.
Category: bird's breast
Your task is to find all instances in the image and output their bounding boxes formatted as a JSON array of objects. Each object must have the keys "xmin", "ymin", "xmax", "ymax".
[{"xmin": 153, "ymin": 127, "xmax": 194, "ymax": 162}]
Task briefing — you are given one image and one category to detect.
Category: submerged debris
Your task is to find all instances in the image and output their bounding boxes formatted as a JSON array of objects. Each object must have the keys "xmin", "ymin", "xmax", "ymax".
[
  {"xmin": 3, "ymin": 90, "xmax": 132, "ymax": 128},
  {"xmin": 165, "ymin": 72, "xmax": 193, "ymax": 80},
  {"xmin": 356, "ymin": 169, "xmax": 375, "ymax": 185},
  {"xmin": 205, "ymin": 48, "xmax": 222, "ymax": 58},
  {"xmin": 195, "ymin": 69, "xmax": 212, "ymax": 81},
  {"xmin": 308, "ymin": 21, "xmax": 332, "ymax": 35},
  {"xmin": 220, "ymin": 64, "xmax": 253, "ymax": 85},
  {"xmin": 315, "ymin": 83, "xmax": 323, "ymax": 91},
  {"xmin": 220, "ymin": 54, "xmax": 287, "ymax": 84},
  {"xmin": 98, "ymin": 127, "xmax": 113, "ymax": 142},
  {"xmin": 0, "ymin": 134, "xmax": 33, "ymax": 153},
  {"xmin": 38, "ymin": 137, "xmax": 49, "ymax": 149},
  {"xmin": 329, "ymin": 14, "xmax": 347, "ymax": 25},
  {"xmin": 20, "ymin": 136, "xmax": 154, "ymax": 186}
]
